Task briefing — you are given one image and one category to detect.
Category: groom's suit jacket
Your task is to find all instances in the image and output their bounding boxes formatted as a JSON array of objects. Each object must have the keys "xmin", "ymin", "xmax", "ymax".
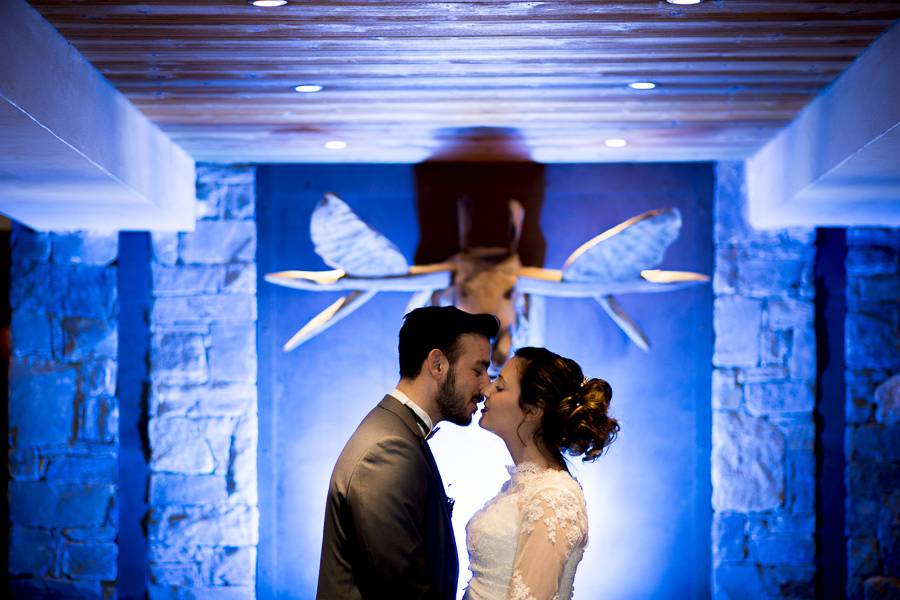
[{"xmin": 316, "ymin": 395, "xmax": 458, "ymax": 600}]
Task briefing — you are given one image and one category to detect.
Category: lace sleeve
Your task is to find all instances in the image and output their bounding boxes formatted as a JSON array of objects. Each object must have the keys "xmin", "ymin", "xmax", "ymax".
[{"xmin": 508, "ymin": 487, "xmax": 587, "ymax": 600}]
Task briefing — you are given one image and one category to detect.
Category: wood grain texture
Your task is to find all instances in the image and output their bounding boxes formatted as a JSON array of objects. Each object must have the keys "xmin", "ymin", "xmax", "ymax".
[{"xmin": 28, "ymin": 0, "xmax": 900, "ymax": 162}]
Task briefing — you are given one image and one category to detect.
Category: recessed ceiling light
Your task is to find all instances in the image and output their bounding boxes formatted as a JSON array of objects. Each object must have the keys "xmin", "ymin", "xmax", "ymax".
[
  {"xmin": 604, "ymin": 138, "xmax": 628, "ymax": 148},
  {"xmin": 324, "ymin": 140, "xmax": 347, "ymax": 150},
  {"xmin": 294, "ymin": 84, "xmax": 324, "ymax": 93},
  {"xmin": 629, "ymin": 81, "xmax": 657, "ymax": 90},
  {"xmin": 249, "ymin": 0, "xmax": 287, "ymax": 7},
  {"xmin": 666, "ymin": 0, "xmax": 703, "ymax": 5}
]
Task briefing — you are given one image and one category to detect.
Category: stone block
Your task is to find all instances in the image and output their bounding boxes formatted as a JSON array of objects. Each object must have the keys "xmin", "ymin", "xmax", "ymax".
[
  {"xmin": 9, "ymin": 481, "xmax": 114, "ymax": 528},
  {"xmin": 767, "ymin": 298, "xmax": 814, "ymax": 329},
  {"xmin": 747, "ymin": 513, "xmax": 815, "ymax": 537},
  {"xmin": 45, "ymin": 454, "xmax": 117, "ymax": 482},
  {"xmin": 63, "ymin": 524, "xmax": 117, "ymax": 542},
  {"xmin": 847, "ymin": 372, "xmax": 878, "ymax": 424},
  {"xmin": 846, "ymin": 246, "xmax": 897, "ymax": 276},
  {"xmin": 209, "ymin": 323, "xmax": 257, "ymax": 383},
  {"xmin": 749, "ymin": 532, "xmax": 815, "ymax": 565},
  {"xmin": 150, "ymin": 473, "xmax": 228, "ymax": 505},
  {"xmin": 78, "ymin": 394, "xmax": 118, "ymax": 443},
  {"xmin": 714, "ymin": 296, "xmax": 762, "ymax": 367},
  {"xmin": 760, "ymin": 329, "xmax": 791, "ymax": 366},
  {"xmin": 847, "ymin": 227, "xmax": 900, "ymax": 249},
  {"xmin": 195, "ymin": 164, "xmax": 255, "ymax": 221},
  {"xmin": 150, "ymin": 383, "xmax": 256, "ymax": 418},
  {"xmin": 149, "ymin": 502, "xmax": 259, "ymax": 547},
  {"xmin": 846, "ymin": 495, "xmax": 880, "ymax": 538},
  {"xmin": 149, "ymin": 561, "xmax": 204, "ymax": 586},
  {"xmin": 11, "ymin": 262, "xmax": 118, "ymax": 320},
  {"xmin": 201, "ymin": 417, "xmax": 238, "ymax": 475},
  {"xmin": 789, "ymin": 326, "xmax": 816, "ymax": 382},
  {"xmin": 210, "ymin": 546, "xmax": 256, "ymax": 585},
  {"xmin": 229, "ymin": 414, "xmax": 258, "ymax": 504},
  {"xmin": 772, "ymin": 417, "xmax": 815, "ymax": 452},
  {"xmin": 223, "ymin": 263, "xmax": 256, "ymax": 294},
  {"xmin": 786, "ymin": 450, "xmax": 815, "ymax": 514},
  {"xmin": 714, "ymin": 563, "xmax": 765, "ymax": 599},
  {"xmin": 713, "ymin": 247, "xmax": 738, "ymax": 295},
  {"xmin": 12, "ymin": 225, "xmax": 51, "ymax": 261},
  {"xmin": 884, "ymin": 422, "xmax": 900, "ymax": 460},
  {"xmin": 864, "ymin": 577, "xmax": 900, "ymax": 600},
  {"xmin": 712, "ymin": 369, "xmax": 742, "ymax": 410},
  {"xmin": 846, "ymin": 313, "xmax": 900, "ymax": 371},
  {"xmin": 81, "ymin": 359, "xmax": 117, "ymax": 397},
  {"xmin": 760, "ymin": 564, "xmax": 815, "ymax": 599},
  {"xmin": 9, "ymin": 358, "xmax": 77, "ymax": 446},
  {"xmin": 737, "ymin": 366, "xmax": 788, "ymax": 385},
  {"xmin": 151, "ymin": 332, "xmax": 209, "ymax": 385},
  {"xmin": 61, "ymin": 542, "xmax": 117, "ymax": 580},
  {"xmin": 847, "ymin": 425, "xmax": 884, "ymax": 461},
  {"xmin": 875, "ymin": 375, "xmax": 900, "ymax": 424},
  {"xmin": 9, "ymin": 447, "xmax": 42, "ymax": 480},
  {"xmin": 149, "ymin": 416, "xmax": 215, "ymax": 475},
  {"xmin": 11, "ymin": 310, "xmax": 55, "ymax": 358},
  {"xmin": 712, "ymin": 411, "xmax": 785, "ymax": 512},
  {"xmin": 735, "ymin": 258, "xmax": 811, "ymax": 299},
  {"xmin": 712, "ymin": 512, "xmax": 746, "ymax": 564},
  {"xmin": 152, "ymin": 294, "xmax": 257, "ymax": 325},
  {"xmin": 8, "ymin": 577, "xmax": 105, "ymax": 599},
  {"xmin": 879, "ymin": 492, "xmax": 900, "ymax": 574},
  {"xmin": 152, "ymin": 232, "xmax": 179, "ymax": 266},
  {"xmin": 744, "ymin": 381, "xmax": 814, "ymax": 415},
  {"xmin": 61, "ymin": 317, "xmax": 117, "ymax": 360},
  {"xmin": 149, "ymin": 585, "xmax": 255, "ymax": 600},
  {"xmin": 153, "ymin": 264, "xmax": 223, "ymax": 296},
  {"xmin": 849, "ymin": 275, "xmax": 900, "ymax": 306},
  {"xmin": 8, "ymin": 526, "xmax": 56, "ymax": 576},
  {"xmin": 179, "ymin": 221, "xmax": 256, "ymax": 265},
  {"xmin": 848, "ymin": 537, "xmax": 880, "ymax": 580},
  {"xmin": 51, "ymin": 231, "xmax": 118, "ymax": 266}
]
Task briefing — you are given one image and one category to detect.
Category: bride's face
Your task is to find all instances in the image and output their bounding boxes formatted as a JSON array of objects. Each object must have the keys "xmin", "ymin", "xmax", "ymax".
[{"xmin": 479, "ymin": 357, "xmax": 526, "ymax": 438}]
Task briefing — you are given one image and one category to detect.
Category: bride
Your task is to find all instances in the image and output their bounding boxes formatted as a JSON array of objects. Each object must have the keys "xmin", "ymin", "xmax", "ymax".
[{"xmin": 463, "ymin": 347, "xmax": 619, "ymax": 600}]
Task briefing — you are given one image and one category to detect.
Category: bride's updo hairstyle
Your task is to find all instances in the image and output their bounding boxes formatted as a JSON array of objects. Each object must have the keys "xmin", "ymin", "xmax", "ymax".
[{"xmin": 513, "ymin": 347, "xmax": 619, "ymax": 462}]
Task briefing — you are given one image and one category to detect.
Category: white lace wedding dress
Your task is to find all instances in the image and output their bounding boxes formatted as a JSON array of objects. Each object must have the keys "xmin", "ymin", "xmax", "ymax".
[{"xmin": 463, "ymin": 463, "xmax": 589, "ymax": 600}]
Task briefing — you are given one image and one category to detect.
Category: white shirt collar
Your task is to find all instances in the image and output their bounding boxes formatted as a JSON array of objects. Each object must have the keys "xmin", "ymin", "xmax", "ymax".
[{"xmin": 390, "ymin": 387, "xmax": 434, "ymax": 436}]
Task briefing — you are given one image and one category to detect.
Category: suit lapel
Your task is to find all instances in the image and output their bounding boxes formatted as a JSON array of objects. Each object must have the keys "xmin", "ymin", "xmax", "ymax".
[{"xmin": 379, "ymin": 395, "xmax": 453, "ymax": 522}]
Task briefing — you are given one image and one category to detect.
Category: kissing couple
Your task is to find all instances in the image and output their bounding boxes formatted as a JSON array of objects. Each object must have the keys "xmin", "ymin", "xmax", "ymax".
[{"xmin": 316, "ymin": 306, "xmax": 620, "ymax": 600}]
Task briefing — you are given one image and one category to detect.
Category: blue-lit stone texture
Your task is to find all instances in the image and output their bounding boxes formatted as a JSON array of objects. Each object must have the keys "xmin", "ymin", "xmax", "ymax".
[
  {"xmin": 8, "ymin": 226, "xmax": 119, "ymax": 599},
  {"xmin": 844, "ymin": 226, "xmax": 900, "ymax": 599},
  {"xmin": 145, "ymin": 164, "xmax": 258, "ymax": 600}
]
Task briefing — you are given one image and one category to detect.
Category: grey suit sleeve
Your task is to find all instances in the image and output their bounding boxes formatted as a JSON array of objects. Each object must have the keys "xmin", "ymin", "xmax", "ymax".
[{"xmin": 346, "ymin": 435, "xmax": 434, "ymax": 597}]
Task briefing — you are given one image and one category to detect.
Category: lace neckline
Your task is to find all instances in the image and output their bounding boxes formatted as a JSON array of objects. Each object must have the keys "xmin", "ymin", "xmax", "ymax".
[{"xmin": 506, "ymin": 461, "xmax": 564, "ymax": 477}]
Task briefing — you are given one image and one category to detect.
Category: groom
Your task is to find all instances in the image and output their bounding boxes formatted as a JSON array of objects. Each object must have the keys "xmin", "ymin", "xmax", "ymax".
[{"xmin": 316, "ymin": 306, "xmax": 498, "ymax": 600}]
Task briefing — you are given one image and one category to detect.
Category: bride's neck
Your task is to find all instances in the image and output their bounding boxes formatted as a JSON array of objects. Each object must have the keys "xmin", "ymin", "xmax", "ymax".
[{"xmin": 505, "ymin": 436, "xmax": 562, "ymax": 470}]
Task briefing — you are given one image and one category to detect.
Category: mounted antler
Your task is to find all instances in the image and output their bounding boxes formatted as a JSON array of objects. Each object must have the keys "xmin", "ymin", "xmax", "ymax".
[{"xmin": 266, "ymin": 192, "xmax": 709, "ymax": 361}]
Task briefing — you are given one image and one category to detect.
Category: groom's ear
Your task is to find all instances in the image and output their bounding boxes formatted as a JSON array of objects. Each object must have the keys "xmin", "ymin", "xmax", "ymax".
[{"xmin": 426, "ymin": 349, "xmax": 449, "ymax": 381}]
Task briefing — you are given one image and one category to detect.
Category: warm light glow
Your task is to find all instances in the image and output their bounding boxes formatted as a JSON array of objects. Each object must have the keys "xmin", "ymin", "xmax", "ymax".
[
  {"xmin": 324, "ymin": 140, "xmax": 347, "ymax": 150},
  {"xmin": 604, "ymin": 138, "xmax": 628, "ymax": 148},
  {"xmin": 629, "ymin": 82, "xmax": 657, "ymax": 90},
  {"xmin": 249, "ymin": 0, "xmax": 287, "ymax": 7},
  {"xmin": 666, "ymin": 0, "xmax": 703, "ymax": 4},
  {"xmin": 294, "ymin": 84, "xmax": 324, "ymax": 93}
]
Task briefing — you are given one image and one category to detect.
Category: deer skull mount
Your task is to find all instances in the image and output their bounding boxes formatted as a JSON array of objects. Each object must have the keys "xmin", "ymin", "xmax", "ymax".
[{"xmin": 266, "ymin": 193, "xmax": 709, "ymax": 367}]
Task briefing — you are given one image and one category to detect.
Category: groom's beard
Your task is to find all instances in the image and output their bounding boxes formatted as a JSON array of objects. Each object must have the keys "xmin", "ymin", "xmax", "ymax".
[{"xmin": 436, "ymin": 367, "xmax": 473, "ymax": 426}]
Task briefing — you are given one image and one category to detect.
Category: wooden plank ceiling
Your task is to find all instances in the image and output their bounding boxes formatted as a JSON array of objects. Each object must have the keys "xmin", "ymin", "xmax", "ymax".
[{"xmin": 28, "ymin": 0, "xmax": 900, "ymax": 163}]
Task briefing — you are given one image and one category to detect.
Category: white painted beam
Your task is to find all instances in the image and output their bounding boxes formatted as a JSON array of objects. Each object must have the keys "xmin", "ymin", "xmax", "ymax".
[
  {"xmin": 0, "ymin": 0, "xmax": 195, "ymax": 231},
  {"xmin": 746, "ymin": 21, "xmax": 900, "ymax": 229}
]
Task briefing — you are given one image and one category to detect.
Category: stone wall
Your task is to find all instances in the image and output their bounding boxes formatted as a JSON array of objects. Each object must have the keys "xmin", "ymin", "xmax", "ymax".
[
  {"xmin": 8, "ymin": 228, "xmax": 119, "ymax": 598},
  {"xmin": 844, "ymin": 227, "xmax": 900, "ymax": 599},
  {"xmin": 145, "ymin": 164, "xmax": 259, "ymax": 599},
  {"xmin": 711, "ymin": 162, "xmax": 817, "ymax": 598}
]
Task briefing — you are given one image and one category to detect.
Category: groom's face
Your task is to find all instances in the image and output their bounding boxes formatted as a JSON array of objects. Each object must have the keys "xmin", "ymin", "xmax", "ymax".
[{"xmin": 436, "ymin": 333, "xmax": 492, "ymax": 426}]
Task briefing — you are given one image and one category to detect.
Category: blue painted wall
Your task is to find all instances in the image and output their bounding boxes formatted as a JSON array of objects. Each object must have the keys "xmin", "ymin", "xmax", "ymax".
[{"xmin": 257, "ymin": 163, "xmax": 713, "ymax": 599}]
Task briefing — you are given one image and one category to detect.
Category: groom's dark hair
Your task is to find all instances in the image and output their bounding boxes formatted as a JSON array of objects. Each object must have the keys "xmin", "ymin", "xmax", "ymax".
[{"xmin": 398, "ymin": 306, "xmax": 499, "ymax": 379}]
